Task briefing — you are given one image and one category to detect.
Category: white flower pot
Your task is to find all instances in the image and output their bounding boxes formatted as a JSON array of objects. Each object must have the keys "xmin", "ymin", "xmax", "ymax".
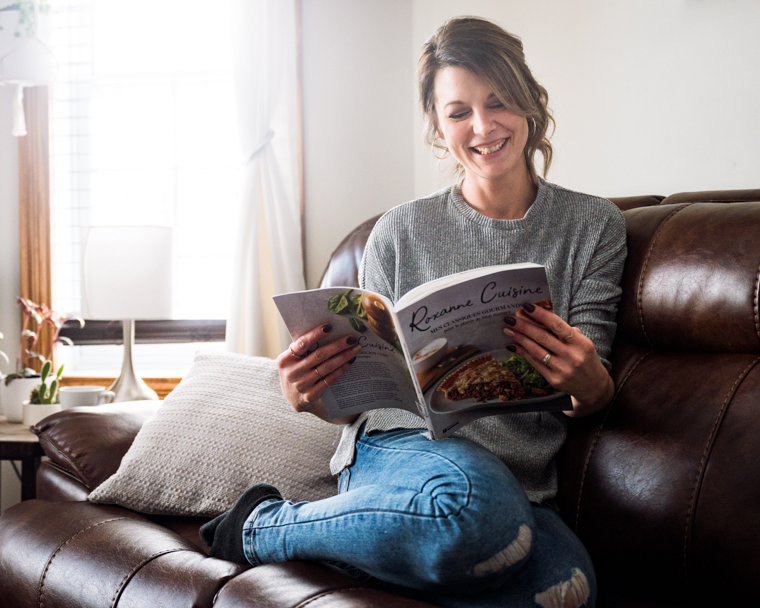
[
  {"xmin": 0, "ymin": 376, "xmax": 42, "ymax": 423},
  {"xmin": 22, "ymin": 400, "xmax": 62, "ymax": 427}
]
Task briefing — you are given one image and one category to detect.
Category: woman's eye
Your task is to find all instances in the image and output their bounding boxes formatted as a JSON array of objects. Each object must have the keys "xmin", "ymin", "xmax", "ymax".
[{"xmin": 448, "ymin": 112, "xmax": 468, "ymax": 120}]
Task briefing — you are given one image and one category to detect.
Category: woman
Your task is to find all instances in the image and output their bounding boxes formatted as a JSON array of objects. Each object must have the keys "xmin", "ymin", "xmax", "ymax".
[{"xmin": 202, "ymin": 16, "xmax": 626, "ymax": 608}]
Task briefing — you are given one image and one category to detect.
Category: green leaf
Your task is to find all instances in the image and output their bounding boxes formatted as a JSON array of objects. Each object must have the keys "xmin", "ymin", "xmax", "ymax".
[
  {"xmin": 49, "ymin": 379, "xmax": 59, "ymax": 404},
  {"xmin": 327, "ymin": 292, "xmax": 350, "ymax": 314},
  {"xmin": 41, "ymin": 360, "xmax": 51, "ymax": 383},
  {"xmin": 348, "ymin": 317, "xmax": 367, "ymax": 332},
  {"xmin": 348, "ymin": 294, "xmax": 367, "ymax": 318},
  {"xmin": 56, "ymin": 363, "xmax": 64, "ymax": 379}
]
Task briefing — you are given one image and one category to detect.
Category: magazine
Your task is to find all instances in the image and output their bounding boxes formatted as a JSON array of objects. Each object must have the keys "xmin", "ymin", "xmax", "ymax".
[{"xmin": 273, "ymin": 263, "xmax": 572, "ymax": 439}]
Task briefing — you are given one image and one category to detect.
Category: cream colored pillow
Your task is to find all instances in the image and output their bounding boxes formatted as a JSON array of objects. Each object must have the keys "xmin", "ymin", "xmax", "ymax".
[{"xmin": 88, "ymin": 351, "xmax": 339, "ymax": 517}]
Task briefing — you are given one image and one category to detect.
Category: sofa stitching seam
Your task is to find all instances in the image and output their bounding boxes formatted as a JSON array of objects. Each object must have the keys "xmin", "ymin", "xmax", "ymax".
[
  {"xmin": 42, "ymin": 461, "xmax": 92, "ymax": 493},
  {"xmin": 38, "ymin": 517, "xmax": 131, "ymax": 608},
  {"xmin": 37, "ymin": 435, "xmax": 95, "ymax": 489},
  {"xmin": 574, "ymin": 350, "xmax": 650, "ymax": 533},
  {"xmin": 753, "ymin": 264, "xmax": 760, "ymax": 343},
  {"xmin": 636, "ymin": 204, "xmax": 690, "ymax": 346},
  {"xmin": 109, "ymin": 547, "xmax": 188, "ymax": 608},
  {"xmin": 682, "ymin": 356, "xmax": 760, "ymax": 585},
  {"xmin": 294, "ymin": 587, "xmax": 375, "ymax": 608}
]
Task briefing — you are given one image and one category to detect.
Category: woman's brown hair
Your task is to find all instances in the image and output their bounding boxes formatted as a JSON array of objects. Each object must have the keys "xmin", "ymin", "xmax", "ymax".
[{"xmin": 419, "ymin": 17, "xmax": 554, "ymax": 183}]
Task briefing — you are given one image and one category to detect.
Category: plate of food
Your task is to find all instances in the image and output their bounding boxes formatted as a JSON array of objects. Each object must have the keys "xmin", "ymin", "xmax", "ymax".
[{"xmin": 428, "ymin": 349, "xmax": 559, "ymax": 413}]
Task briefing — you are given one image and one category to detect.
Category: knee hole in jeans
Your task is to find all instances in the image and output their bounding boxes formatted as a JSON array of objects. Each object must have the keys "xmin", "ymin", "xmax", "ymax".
[
  {"xmin": 534, "ymin": 567, "xmax": 591, "ymax": 608},
  {"xmin": 471, "ymin": 523, "xmax": 532, "ymax": 578}
]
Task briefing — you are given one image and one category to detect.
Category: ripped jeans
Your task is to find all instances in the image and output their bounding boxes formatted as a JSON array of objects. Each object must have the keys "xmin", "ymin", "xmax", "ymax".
[{"xmin": 242, "ymin": 428, "xmax": 596, "ymax": 608}]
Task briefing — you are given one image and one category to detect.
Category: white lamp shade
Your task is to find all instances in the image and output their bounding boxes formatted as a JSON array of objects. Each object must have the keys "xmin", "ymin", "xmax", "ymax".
[{"xmin": 83, "ymin": 226, "xmax": 174, "ymax": 320}]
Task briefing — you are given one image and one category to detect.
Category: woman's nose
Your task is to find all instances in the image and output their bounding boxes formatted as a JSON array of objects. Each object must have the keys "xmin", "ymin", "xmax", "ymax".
[{"xmin": 472, "ymin": 110, "xmax": 494, "ymax": 135}]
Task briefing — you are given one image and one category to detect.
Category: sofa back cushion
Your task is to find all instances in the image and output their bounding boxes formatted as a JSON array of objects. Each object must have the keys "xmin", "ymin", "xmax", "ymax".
[
  {"xmin": 558, "ymin": 195, "xmax": 760, "ymax": 605},
  {"xmin": 33, "ymin": 402, "xmax": 161, "ymax": 490},
  {"xmin": 616, "ymin": 200, "xmax": 760, "ymax": 353}
]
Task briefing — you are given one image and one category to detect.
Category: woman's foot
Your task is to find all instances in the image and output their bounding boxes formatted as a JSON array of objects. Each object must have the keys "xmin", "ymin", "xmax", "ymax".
[{"xmin": 199, "ymin": 483, "xmax": 282, "ymax": 563}]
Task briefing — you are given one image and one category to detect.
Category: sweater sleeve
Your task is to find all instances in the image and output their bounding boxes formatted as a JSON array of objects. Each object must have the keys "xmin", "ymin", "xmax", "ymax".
[{"xmin": 568, "ymin": 206, "xmax": 628, "ymax": 370}]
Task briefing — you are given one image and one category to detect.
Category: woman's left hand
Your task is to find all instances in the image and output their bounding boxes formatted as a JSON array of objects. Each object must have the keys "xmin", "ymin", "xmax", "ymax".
[{"xmin": 503, "ymin": 303, "xmax": 614, "ymax": 417}]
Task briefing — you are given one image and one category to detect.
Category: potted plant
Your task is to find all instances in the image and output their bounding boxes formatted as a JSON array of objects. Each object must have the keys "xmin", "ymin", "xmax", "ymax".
[
  {"xmin": 0, "ymin": 297, "xmax": 83, "ymax": 422},
  {"xmin": 22, "ymin": 359, "xmax": 63, "ymax": 426}
]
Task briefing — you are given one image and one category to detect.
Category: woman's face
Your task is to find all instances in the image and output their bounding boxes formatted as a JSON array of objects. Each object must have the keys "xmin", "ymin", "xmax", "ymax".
[{"xmin": 434, "ymin": 66, "xmax": 530, "ymax": 187}]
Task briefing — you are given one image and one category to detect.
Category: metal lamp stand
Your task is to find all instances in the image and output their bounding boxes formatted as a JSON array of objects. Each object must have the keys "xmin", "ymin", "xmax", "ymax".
[{"xmin": 107, "ymin": 320, "xmax": 158, "ymax": 401}]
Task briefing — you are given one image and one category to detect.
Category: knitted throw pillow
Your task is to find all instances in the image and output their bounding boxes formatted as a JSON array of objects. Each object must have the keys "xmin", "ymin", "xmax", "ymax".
[{"xmin": 88, "ymin": 351, "xmax": 340, "ymax": 517}]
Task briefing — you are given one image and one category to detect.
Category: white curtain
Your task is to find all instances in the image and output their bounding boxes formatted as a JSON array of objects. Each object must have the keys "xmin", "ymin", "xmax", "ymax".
[{"xmin": 226, "ymin": 0, "xmax": 304, "ymax": 357}]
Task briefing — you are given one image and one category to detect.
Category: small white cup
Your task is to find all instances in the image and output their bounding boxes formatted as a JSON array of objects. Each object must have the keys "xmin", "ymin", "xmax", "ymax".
[{"xmin": 59, "ymin": 386, "xmax": 116, "ymax": 409}]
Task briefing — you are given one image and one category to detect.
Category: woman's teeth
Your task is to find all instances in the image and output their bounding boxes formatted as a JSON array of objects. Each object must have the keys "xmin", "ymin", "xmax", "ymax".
[{"xmin": 472, "ymin": 139, "xmax": 507, "ymax": 155}]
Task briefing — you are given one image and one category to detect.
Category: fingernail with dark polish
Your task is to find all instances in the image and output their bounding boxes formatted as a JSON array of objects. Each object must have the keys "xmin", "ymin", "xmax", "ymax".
[
  {"xmin": 504, "ymin": 315, "xmax": 516, "ymax": 326},
  {"xmin": 522, "ymin": 302, "xmax": 535, "ymax": 313},
  {"xmin": 348, "ymin": 357, "xmax": 357, "ymax": 364},
  {"xmin": 322, "ymin": 323, "xmax": 332, "ymax": 333},
  {"xmin": 506, "ymin": 344, "xmax": 517, "ymax": 352},
  {"xmin": 346, "ymin": 336, "xmax": 358, "ymax": 345}
]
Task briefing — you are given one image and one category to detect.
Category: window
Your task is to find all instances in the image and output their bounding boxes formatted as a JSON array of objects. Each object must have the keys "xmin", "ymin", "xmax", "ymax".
[{"xmin": 50, "ymin": 0, "xmax": 242, "ymax": 374}]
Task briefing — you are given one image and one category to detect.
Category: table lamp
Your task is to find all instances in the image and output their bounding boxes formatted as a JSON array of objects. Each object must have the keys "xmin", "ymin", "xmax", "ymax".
[{"xmin": 82, "ymin": 226, "xmax": 174, "ymax": 401}]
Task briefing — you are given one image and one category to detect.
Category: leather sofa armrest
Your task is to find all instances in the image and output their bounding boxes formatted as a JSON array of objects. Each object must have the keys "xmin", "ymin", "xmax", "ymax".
[{"xmin": 31, "ymin": 401, "xmax": 161, "ymax": 491}]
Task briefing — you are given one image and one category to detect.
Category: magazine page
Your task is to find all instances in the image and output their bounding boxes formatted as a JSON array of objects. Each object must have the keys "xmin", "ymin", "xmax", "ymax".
[
  {"xmin": 393, "ymin": 266, "xmax": 571, "ymax": 438},
  {"xmin": 273, "ymin": 288, "xmax": 420, "ymax": 420}
]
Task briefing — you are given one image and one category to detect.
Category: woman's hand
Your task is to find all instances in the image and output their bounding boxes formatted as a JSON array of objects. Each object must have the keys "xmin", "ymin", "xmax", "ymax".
[
  {"xmin": 503, "ymin": 303, "xmax": 614, "ymax": 417},
  {"xmin": 277, "ymin": 323, "xmax": 362, "ymax": 425}
]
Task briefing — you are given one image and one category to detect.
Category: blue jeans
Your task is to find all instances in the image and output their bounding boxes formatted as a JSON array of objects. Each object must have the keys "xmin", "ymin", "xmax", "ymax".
[{"xmin": 243, "ymin": 428, "xmax": 596, "ymax": 608}]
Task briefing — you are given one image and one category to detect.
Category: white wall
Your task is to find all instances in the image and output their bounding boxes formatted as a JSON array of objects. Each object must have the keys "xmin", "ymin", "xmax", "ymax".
[
  {"xmin": 412, "ymin": 0, "xmax": 760, "ymax": 199},
  {"xmin": 300, "ymin": 0, "xmax": 416, "ymax": 287},
  {"xmin": 0, "ymin": 85, "xmax": 22, "ymax": 513}
]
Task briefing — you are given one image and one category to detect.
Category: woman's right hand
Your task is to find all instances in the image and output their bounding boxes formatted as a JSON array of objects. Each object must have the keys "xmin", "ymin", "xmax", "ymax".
[{"xmin": 276, "ymin": 323, "xmax": 361, "ymax": 424}]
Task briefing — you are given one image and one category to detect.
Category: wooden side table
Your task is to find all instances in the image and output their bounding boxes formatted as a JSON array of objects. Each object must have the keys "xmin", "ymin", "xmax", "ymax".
[{"xmin": 0, "ymin": 416, "xmax": 45, "ymax": 502}]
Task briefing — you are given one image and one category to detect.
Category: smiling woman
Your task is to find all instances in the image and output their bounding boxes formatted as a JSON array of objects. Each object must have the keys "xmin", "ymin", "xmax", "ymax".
[{"xmin": 201, "ymin": 15, "xmax": 625, "ymax": 608}]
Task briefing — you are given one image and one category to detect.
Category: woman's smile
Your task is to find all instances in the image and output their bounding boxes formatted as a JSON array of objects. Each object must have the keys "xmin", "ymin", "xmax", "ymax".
[{"xmin": 472, "ymin": 138, "xmax": 508, "ymax": 155}]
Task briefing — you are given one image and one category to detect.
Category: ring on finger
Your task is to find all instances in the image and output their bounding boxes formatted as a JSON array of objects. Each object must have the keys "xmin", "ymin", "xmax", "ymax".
[
  {"xmin": 314, "ymin": 366, "xmax": 326, "ymax": 382},
  {"xmin": 562, "ymin": 328, "xmax": 575, "ymax": 341},
  {"xmin": 542, "ymin": 352, "xmax": 552, "ymax": 366},
  {"xmin": 289, "ymin": 345, "xmax": 304, "ymax": 359}
]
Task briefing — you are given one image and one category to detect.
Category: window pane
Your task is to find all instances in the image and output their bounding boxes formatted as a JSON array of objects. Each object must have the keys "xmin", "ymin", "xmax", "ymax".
[{"xmin": 50, "ymin": 0, "xmax": 242, "ymax": 374}]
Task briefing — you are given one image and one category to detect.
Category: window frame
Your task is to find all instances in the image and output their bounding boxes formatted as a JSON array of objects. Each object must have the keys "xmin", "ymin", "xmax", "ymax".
[{"xmin": 21, "ymin": 86, "xmax": 226, "ymax": 356}]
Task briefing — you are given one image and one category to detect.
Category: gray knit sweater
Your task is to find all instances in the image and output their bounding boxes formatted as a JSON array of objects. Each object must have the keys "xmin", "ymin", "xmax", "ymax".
[{"xmin": 329, "ymin": 178, "xmax": 627, "ymax": 504}]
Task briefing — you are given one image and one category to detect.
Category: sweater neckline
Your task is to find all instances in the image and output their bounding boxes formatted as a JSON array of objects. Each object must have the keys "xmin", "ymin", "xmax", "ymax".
[{"xmin": 449, "ymin": 178, "xmax": 551, "ymax": 230}]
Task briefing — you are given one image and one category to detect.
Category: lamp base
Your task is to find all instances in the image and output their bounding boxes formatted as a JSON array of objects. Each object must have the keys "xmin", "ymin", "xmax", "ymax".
[{"xmin": 108, "ymin": 320, "xmax": 159, "ymax": 402}]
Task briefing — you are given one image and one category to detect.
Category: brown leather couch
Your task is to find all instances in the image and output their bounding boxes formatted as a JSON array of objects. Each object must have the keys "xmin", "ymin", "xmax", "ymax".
[{"xmin": 1, "ymin": 188, "xmax": 759, "ymax": 607}]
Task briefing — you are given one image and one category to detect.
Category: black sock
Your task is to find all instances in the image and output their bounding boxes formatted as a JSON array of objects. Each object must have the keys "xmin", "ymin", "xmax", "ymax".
[
  {"xmin": 199, "ymin": 483, "xmax": 282, "ymax": 563},
  {"xmin": 199, "ymin": 508, "xmax": 230, "ymax": 546}
]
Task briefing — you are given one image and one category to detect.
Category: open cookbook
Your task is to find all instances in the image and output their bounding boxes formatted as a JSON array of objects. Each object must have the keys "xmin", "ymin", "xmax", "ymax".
[{"xmin": 273, "ymin": 263, "xmax": 572, "ymax": 439}]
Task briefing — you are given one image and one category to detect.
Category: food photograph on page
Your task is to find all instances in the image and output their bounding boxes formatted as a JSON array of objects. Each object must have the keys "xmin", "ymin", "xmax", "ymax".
[{"xmin": 412, "ymin": 299, "xmax": 559, "ymax": 415}]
